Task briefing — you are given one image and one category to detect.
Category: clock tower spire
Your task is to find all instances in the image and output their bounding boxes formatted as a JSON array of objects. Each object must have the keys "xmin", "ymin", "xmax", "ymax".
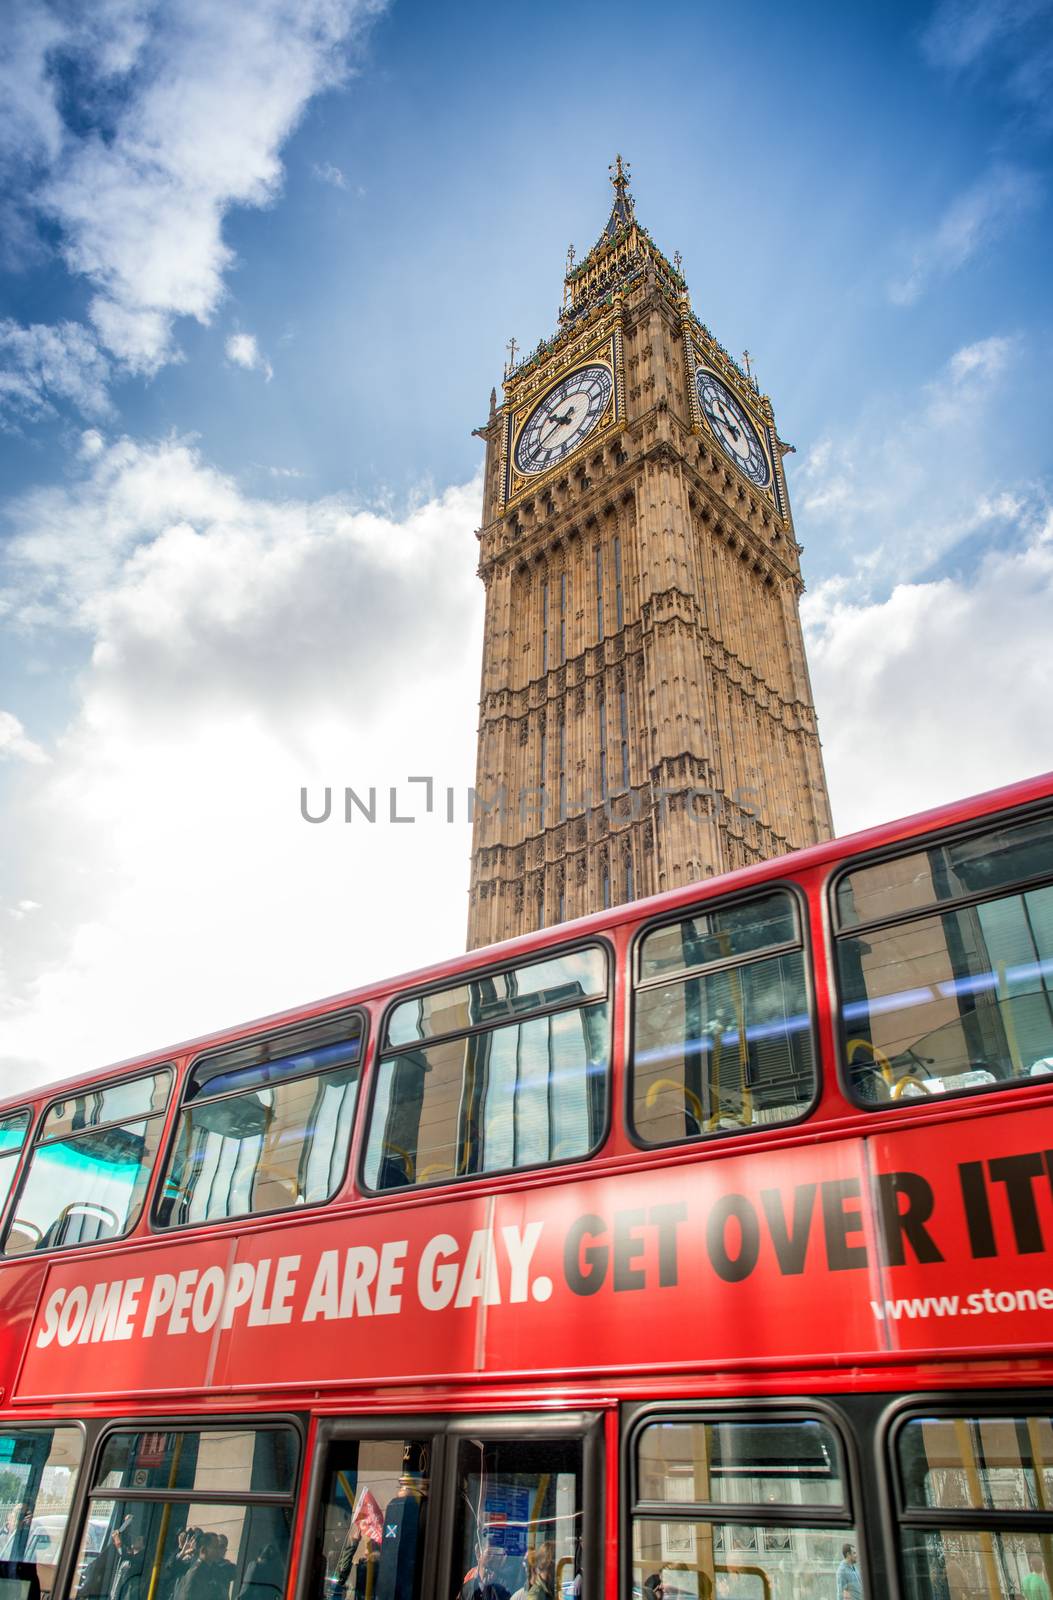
[{"xmin": 466, "ymin": 163, "xmax": 832, "ymax": 948}]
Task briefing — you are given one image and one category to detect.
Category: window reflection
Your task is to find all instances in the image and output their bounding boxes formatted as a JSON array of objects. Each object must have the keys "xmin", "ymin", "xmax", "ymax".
[
  {"xmin": 72, "ymin": 1500, "xmax": 292, "ymax": 1600},
  {"xmin": 365, "ymin": 998, "xmax": 608, "ymax": 1191},
  {"xmin": 73, "ymin": 1430, "xmax": 297, "ymax": 1600},
  {"xmin": 840, "ymin": 885, "xmax": 1053, "ymax": 1103},
  {"xmin": 366, "ymin": 949, "xmax": 608, "ymax": 1191},
  {"xmin": 896, "ymin": 1411, "xmax": 1053, "ymax": 1598},
  {"xmin": 452, "ymin": 1439, "xmax": 582, "ymax": 1600},
  {"xmin": 3, "ymin": 1074, "xmax": 170, "ymax": 1256},
  {"xmin": 633, "ymin": 1414, "xmax": 857, "ymax": 1600},
  {"xmin": 0, "ymin": 1111, "xmax": 31, "ymax": 1217},
  {"xmin": 638, "ymin": 1420, "xmax": 845, "ymax": 1508},
  {"xmin": 901, "ymin": 1530, "xmax": 1051, "ymax": 1600},
  {"xmin": 158, "ymin": 1019, "xmax": 360, "ymax": 1227},
  {"xmin": 386, "ymin": 949, "xmax": 606, "ymax": 1047},
  {"xmin": 0, "ymin": 1427, "xmax": 83, "ymax": 1600},
  {"xmin": 313, "ymin": 1439, "xmax": 429, "ymax": 1600},
  {"xmin": 633, "ymin": 893, "xmax": 814, "ymax": 1144}
]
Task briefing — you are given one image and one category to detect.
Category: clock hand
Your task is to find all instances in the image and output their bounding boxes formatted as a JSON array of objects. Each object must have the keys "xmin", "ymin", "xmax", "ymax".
[{"xmin": 539, "ymin": 410, "xmax": 574, "ymax": 444}]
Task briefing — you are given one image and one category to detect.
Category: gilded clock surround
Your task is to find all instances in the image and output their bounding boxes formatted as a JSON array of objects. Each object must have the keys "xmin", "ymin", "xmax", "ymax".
[
  {"xmin": 505, "ymin": 334, "xmax": 620, "ymax": 500},
  {"xmin": 467, "ymin": 159, "xmax": 832, "ymax": 949}
]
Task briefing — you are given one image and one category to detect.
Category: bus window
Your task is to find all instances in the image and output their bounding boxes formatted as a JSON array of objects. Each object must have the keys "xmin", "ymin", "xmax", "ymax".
[
  {"xmin": 311, "ymin": 1438, "xmax": 430, "ymax": 1600},
  {"xmin": 631, "ymin": 1413, "xmax": 858, "ymax": 1600},
  {"xmin": 363, "ymin": 947, "xmax": 609, "ymax": 1191},
  {"xmin": 0, "ymin": 1111, "xmax": 31, "ymax": 1217},
  {"xmin": 894, "ymin": 1410, "xmax": 1053, "ymax": 1598},
  {"xmin": 70, "ymin": 1427, "xmax": 298, "ymax": 1600},
  {"xmin": 631, "ymin": 890, "xmax": 815, "ymax": 1144},
  {"xmin": 0, "ymin": 1426, "xmax": 83, "ymax": 1600},
  {"xmin": 836, "ymin": 812, "xmax": 1053, "ymax": 1103},
  {"xmin": 156, "ymin": 1013, "xmax": 362, "ymax": 1227},
  {"xmin": 451, "ymin": 1437, "xmax": 583, "ymax": 1600},
  {"xmin": 2, "ymin": 1072, "xmax": 171, "ymax": 1257}
]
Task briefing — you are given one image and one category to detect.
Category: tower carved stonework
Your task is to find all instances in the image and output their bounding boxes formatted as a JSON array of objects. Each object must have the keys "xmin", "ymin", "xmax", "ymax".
[{"xmin": 466, "ymin": 161, "xmax": 832, "ymax": 950}]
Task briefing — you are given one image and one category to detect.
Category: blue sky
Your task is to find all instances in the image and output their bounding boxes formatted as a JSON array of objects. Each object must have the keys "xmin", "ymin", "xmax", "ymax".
[{"xmin": 1, "ymin": 0, "xmax": 1051, "ymax": 1085}]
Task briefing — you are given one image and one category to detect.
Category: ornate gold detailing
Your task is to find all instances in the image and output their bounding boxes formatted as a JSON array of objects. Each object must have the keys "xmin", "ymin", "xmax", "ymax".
[
  {"xmin": 501, "ymin": 330, "xmax": 621, "ymax": 508},
  {"xmin": 608, "ymin": 153, "xmax": 634, "ymax": 210}
]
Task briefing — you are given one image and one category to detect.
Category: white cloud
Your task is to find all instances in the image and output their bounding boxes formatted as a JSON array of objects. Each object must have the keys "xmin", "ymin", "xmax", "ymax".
[
  {"xmin": 921, "ymin": 0, "xmax": 1053, "ymax": 118},
  {"xmin": 791, "ymin": 336, "xmax": 1023, "ymax": 581},
  {"xmin": 0, "ymin": 710, "xmax": 48, "ymax": 765},
  {"xmin": 923, "ymin": 333, "xmax": 1016, "ymax": 425},
  {"xmin": 0, "ymin": 2, "xmax": 66, "ymax": 171},
  {"xmin": 79, "ymin": 428, "xmax": 107, "ymax": 460},
  {"xmin": 225, "ymin": 331, "xmax": 273, "ymax": 381},
  {"xmin": 0, "ymin": 437, "xmax": 483, "ymax": 1087},
  {"xmin": 0, "ymin": 319, "xmax": 113, "ymax": 425},
  {"xmin": 312, "ymin": 161, "xmax": 348, "ymax": 189},
  {"xmin": 0, "ymin": 0, "xmax": 385, "ymax": 383},
  {"xmin": 888, "ymin": 164, "xmax": 1041, "ymax": 306},
  {"xmin": 804, "ymin": 497, "xmax": 1053, "ymax": 835}
]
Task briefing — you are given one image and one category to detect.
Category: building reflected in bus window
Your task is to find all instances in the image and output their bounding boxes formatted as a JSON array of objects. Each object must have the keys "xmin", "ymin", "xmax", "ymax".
[
  {"xmin": 632, "ymin": 891, "xmax": 815, "ymax": 1144},
  {"xmin": 71, "ymin": 1428, "xmax": 298, "ymax": 1600},
  {"xmin": 895, "ymin": 1410, "xmax": 1053, "ymax": 1598},
  {"xmin": 836, "ymin": 813, "xmax": 1053, "ymax": 1103},
  {"xmin": 451, "ymin": 1438, "xmax": 583, "ymax": 1600},
  {"xmin": 631, "ymin": 1414, "xmax": 859, "ymax": 1600},
  {"xmin": 2, "ymin": 1072, "xmax": 171, "ymax": 1256},
  {"xmin": 312, "ymin": 1438, "xmax": 430, "ymax": 1600},
  {"xmin": 157, "ymin": 1014, "xmax": 361, "ymax": 1227},
  {"xmin": 0, "ymin": 1427, "xmax": 83, "ymax": 1600},
  {"xmin": 364, "ymin": 947, "xmax": 609, "ymax": 1190},
  {"xmin": 0, "ymin": 1110, "xmax": 31, "ymax": 1216}
]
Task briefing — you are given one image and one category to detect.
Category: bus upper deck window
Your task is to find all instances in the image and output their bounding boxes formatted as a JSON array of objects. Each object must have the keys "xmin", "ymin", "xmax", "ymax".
[
  {"xmin": 2, "ymin": 1071, "xmax": 171, "ymax": 1257},
  {"xmin": 836, "ymin": 811, "xmax": 1053, "ymax": 1104},
  {"xmin": 631, "ymin": 889, "xmax": 815, "ymax": 1145},
  {"xmin": 363, "ymin": 945, "xmax": 610, "ymax": 1190},
  {"xmin": 0, "ymin": 1109, "xmax": 31, "ymax": 1217},
  {"xmin": 156, "ymin": 1012, "xmax": 362, "ymax": 1228}
]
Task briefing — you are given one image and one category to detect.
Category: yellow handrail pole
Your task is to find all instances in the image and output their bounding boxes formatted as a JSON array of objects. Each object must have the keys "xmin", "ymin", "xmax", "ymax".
[
  {"xmin": 146, "ymin": 1433, "xmax": 185, "ymax": 1600},
  {"xmin": 954, "ymin": 1419, "xmax": 1000, "ymax": 1596},
  {"xmin": 846, "ymin": 1037, "xmax": 895, "ymax": 1089},
  {"xmin": 1026, "ymin": 1418, "xmax": 1053, "ymax": 1584}
]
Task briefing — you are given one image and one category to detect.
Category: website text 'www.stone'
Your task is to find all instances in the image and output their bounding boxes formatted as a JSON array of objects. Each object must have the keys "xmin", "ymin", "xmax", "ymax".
[{"xmin": 870, "ymin": 1285, "xmax": 1053, "ymax": 1321}]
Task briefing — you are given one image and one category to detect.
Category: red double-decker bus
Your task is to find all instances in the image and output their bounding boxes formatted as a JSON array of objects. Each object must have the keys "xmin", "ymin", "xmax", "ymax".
[{"xmin": 0, "ymin": 772, "xmax": 1052, "ymax": 1600}]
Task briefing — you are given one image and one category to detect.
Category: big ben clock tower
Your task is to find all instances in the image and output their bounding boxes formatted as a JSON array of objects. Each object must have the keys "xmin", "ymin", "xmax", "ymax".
[{"xmin": 466, "ymin": 159, "xmax": 832, "ymax": 949}]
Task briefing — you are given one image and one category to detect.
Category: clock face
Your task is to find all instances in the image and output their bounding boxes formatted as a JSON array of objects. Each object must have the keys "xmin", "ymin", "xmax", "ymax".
[
  {"xmin": 695, "ymin": 369, "xmax": 770, "ymax": 487},
  {"xmin": 514, "ymin": 364, "xmax": 614, "ymax": 476}
]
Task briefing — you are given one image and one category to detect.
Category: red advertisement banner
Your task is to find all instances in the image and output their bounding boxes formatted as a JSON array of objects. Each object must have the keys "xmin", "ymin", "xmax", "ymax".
[{"xmin": 13, "ymin": 1108, "xmax": 1053, "ymax": 1401}]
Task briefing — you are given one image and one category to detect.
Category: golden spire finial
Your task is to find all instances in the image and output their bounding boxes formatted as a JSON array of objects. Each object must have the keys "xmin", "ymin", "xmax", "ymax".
[
  {"xmin": 562, "ymin": 245, "xmax": 576, "ymax": 312},
  {"xmin": 503, "ymin": 336, "xmax": 519, "ymax": 378},
  {"xmin": 606, "ymin": 154, "xmax": 635, "ymax": 230}
]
